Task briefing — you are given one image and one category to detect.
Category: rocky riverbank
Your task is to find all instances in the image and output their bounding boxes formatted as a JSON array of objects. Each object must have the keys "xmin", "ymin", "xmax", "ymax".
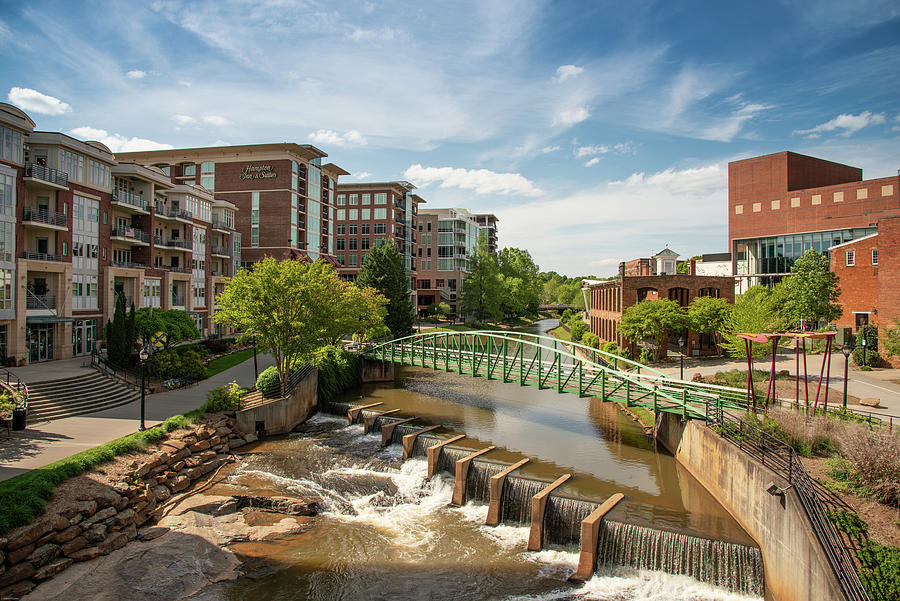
[{"xmin": 0, "ymin": 412, "xmax": 320, "ymax": 600}]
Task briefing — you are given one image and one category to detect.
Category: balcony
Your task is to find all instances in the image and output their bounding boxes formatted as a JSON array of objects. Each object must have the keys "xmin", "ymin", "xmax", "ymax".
[
  {"xmin": 211, "ymin": 216, "xmax": 232, "ymax": 233},
  {"xmin": 111, "ymin": 190, "xmax": 150, "ymax": 214},
  {"xmin": 210, "ymin": 245, "xmax": 231, "ymax": 258},
  {"xmin": 154, "ymin": 236, "xmax": 192, "ymax": 251},
  {"xmin": 22, "ymin": 206, "xmax": 67, "ymax": 230},
  {"xmin": 171, "ymin": 295, "xmax": 186, "ymax": 308},
  {"xmin": 111, "ymin": 227, "xmax": 150, "ymax": 245},
  {"xmin": 154, "ymin": 204, "xmax": 193, "ymax": 223},
  {"xmin": 26, "ymin": 292, "xmax": 55, "ymax": 311},
  {"xmin": 24, "ymin": 163, "xmax": 68, "ymax": 189},
  {"xmin": 22, "ymin": 251, "xmax": 62, "ymax": 262},
  {"xmin": 111, "ymin": 260, "xmax": 149, "ymax": 270},
  {"xmin": 166, "ymin": 265, "xmax": 191, "ymax": 274}
]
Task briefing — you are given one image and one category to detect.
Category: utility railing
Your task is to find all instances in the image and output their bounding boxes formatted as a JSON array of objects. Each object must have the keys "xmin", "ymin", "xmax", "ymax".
[
  {"xmin": 89, "ymin": 351, "xmax": 140, "ymax": 391},
  {"xmin": 111, "ymin": 227, "xmax": 150, "ymax": 243},
  {"xmin": 25, "ymin": 291, "xmax": 55, "ymax": 311},
  {"xmin": 239, "ymin": 363, "xmax": 314, "ymax": 410},
  {"xmin": 24, "ymin": 163, "xmax": 68, "ymax": 187},
  {"xmin": 708, "ymin": 407, "xmax": 870, "ymax": 601},
  {"xmin": 111, "ymin": 190, "xmax": 149, "ymax": 212},
  {"xmin": 0, "ymin": 367, "xmax": 29, "ymax": 410},
  {"xmin": 23, "ymin": 206, "xmax": 66, "ymax": 227},
  {"xmin": 22, "ymin": 251, "xmax": 62, "ymax": 262}
]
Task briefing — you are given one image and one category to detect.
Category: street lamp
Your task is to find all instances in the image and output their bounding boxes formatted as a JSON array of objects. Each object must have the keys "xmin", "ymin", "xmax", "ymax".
[
  {"xmin": 841, "ymin": 335, "xmax": 854, "ymax": 410},
  {"xmin": 252, "ymin": 336, "xmax": 259, "ymax": 381},
  {"xmin": 139, "ymin": 345, "xmax": 149, "ymax": 431},
  {"xmin": 678, "ymin": 334, "xmax": 686, "ymax": 380},
  {"xmin": 861, "ymin": 335, "xmax": 867, "ymax": 368}
]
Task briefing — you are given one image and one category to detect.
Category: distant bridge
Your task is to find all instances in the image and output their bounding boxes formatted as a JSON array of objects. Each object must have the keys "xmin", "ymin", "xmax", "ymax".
[
  {"xmin": 362, "ymin": 331, "xmax": 747, "ymax": 419},
  {"xmin": 539, "ymin": 304, "xmax": 576, "ymax": 311}
]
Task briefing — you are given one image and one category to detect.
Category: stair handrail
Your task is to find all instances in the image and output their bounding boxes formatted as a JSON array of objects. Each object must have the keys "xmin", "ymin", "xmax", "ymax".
[
  {"xmin": 0, "ymin": 367, "xmax": 28, "ymax": 410},
  {"xmin": 90, "ymin": 351, "xmax": 139, "ymax": 391}
]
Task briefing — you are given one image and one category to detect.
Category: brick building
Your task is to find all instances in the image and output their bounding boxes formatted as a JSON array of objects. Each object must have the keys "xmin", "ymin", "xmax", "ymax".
[
  {"xmin": 829, "ymin": 216, "xmax": 900, "ymax": 337},
  {"xmin": 729, "ymin": 151, "xmax": 899, "ymax": 292},
  {"xmin": 473, "ymin": 213, "xmax": 499, "ymax": 254},
  {"xmin": 332, "ymin": 181, "xmax": 422, "ymax": 295},
  {"xmin": 586, "ymin": 250, "xmax": 735, "ymax": 357}
]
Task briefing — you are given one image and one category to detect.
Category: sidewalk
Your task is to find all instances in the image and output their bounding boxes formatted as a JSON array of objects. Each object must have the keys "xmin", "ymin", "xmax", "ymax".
[
  {"xmin": 0, "ymin": 353, "xmax": 274, "ymax": 481},
  {"xmin": 653, "ymin": 351, "xmax": 900, "ymax": 415}
]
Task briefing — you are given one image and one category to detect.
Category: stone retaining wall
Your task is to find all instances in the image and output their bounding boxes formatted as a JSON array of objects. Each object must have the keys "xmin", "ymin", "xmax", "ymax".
[{"xmin": 0, "ymin": 413, "xmax": 255, "ymax": 599}]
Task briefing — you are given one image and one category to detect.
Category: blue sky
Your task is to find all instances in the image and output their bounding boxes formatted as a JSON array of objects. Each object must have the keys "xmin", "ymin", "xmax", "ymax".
[{"xmin": 2, "ymin": 0, "xmax": 899, "ymax": 276}]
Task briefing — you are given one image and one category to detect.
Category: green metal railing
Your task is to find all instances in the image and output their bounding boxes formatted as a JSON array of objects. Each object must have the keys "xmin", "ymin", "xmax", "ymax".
[{"xmin": 362, "ymin": 331, "xmax": 749, "ymax": 419}]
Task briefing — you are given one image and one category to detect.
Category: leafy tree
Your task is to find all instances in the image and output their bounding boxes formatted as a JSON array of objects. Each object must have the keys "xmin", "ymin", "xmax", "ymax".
[
  {"xmin": 884, "ymin": 322, "xmax": 900, "ymax": 359},
  {"xmin": 356, "ymin": 242, "xmax": 414, "ymax": 337},
  {"xmin": 775, "ymin": 249, "xmax": 842, "ymax": 329},
  {"xmin": 497, "ymin": 247, "xmax": 542, "ymax": 317},
  {"xmin": 582, "ymin": 332, "xmax": 600, "ymax": 349},
  {"xmin": 687, "ymin": 296, "xmax": 732, "ymax": 355},
  {"xmin": 619, "ymin": 299, "xmax": 687, "ymax": 360},
  {"xmin": 214, "ymin": 258, "xmax": 387, "ymax": 386},
  {"xmin": 105, "ymin": 292, "xmax": 137, "ymax": 367},
  {"xmin": 460, "ymin": 233, "xmax": 503, "ymax": 322},
  {"xmin": 569, "ymin": 320, "xmax": 587, "ymax": 342},
  {"xmin": 676, "ymin": 255, "xmax": 702, "ymax": 274},
  {"xmin": 134, "ymin": 308, "xmax": 200, "ymax": 348},
  {"xmin": 720, "ymin": 286, "xmax": 784, "ymax": 358}
]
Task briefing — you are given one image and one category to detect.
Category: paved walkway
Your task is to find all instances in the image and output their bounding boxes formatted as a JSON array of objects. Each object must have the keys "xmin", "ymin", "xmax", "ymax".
[
  {"xmin": 652, "ymin": 351, "xmax": 900, "ymax": 415},
  {"xmin": 0, "ymin": 353, "xmax": 274, "ymax": 481}
]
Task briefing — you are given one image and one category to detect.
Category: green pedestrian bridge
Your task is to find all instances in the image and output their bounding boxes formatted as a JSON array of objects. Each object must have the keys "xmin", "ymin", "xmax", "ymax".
[{"xmin": 361, "ymin": 331, "xmax": 749, "ymax": 420}]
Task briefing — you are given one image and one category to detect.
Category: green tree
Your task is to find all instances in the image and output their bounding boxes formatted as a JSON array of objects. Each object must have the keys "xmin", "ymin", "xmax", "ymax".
[
  {"xmin": 720, "ymin": 286, "xmax": 784, "ymax": 358},
  {"xmin": 105, "ymin": 292, "xmax": 129, "ymax": 366},
  {"xmin": 214, "ymin": 258, "xmax": 387, "ymax": 386},
  {"xmin": 687, "ymin": 296, "xmax": 732, "ymax": 355},
  {"xmin": 460, "ymin": 233, "xmax": 503, "ymax": 322},
  {"xmin": 884, "ymin": 322, "xmax": 900, "ymax": 359},
  {"xmin": 619, "ymin": 299, "xmax": 687, "ymax": 360},
  {"xmin": 356, "ymin": 241, "xmax": 414, "ymax": 337},
  {"xmin": 497, "ymin": 247, "xmax": 542, "ymax": 317},
  {"xmin": 775, "ymin": 249, "xmax": 842, "ymax": 329},
  {"xmin": 134, "ymin": 308, "xmax": 201, "ymax": 348},
  {"xmin": 676, "ymin": 255, "xmax": 702, "ymax": 274}
]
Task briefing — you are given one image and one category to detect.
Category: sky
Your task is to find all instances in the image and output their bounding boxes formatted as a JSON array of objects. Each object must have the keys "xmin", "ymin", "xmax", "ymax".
[{"xmin": 1, "ymin": 0, "xmax": 899, "ymax": 277}]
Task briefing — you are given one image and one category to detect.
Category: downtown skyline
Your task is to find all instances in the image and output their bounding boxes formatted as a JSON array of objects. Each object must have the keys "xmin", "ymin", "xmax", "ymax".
[{"xmin": 1, "ymin": 0, "xmax": 898, "ymax": 276}]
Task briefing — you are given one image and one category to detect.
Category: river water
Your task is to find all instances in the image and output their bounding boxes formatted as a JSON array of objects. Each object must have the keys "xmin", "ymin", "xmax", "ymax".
[{"xmin": 208, "ymin": 320, "xmax": 763, "ymax": 601}]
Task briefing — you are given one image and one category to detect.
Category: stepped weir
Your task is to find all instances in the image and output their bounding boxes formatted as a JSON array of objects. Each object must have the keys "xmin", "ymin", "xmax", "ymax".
[{"xmin": 327, "ymin": 400, "xmax": 765, "ymax": 596}]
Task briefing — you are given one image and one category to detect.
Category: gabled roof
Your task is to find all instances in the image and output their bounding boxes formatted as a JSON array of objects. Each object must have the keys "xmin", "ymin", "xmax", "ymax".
[{"xmin": 652, "ymin": 247, "xmax": 679, "ymax": 258}]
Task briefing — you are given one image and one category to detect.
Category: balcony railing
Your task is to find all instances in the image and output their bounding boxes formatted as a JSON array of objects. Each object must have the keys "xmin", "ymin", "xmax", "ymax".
[
  {"xmin": 171, "ymin": 295, "xmax": 186, "ymax": 306},
  {"xmin": 23, "ymin": 206, "xmax": 67, "ymax": 227},
  {"xmin": 111, "ymin": 260, "xmax": 149, "ymax": 269},
  {"xmin": 23, "ymin": 251, "xmax": 62, "ymax": 262},
  {"xmin": 154, "ymin": 204, "xmax": 193, "ymax": 221},
  {"xmin": 26, "ymin": 292, "xmax": 55, "ymax": 311},
  {"xmin": 24, "ymin": 163, "xmax": 68, "ymax": 187},
  {"xmin": 210, "ymin": 245, "xmax": 231, "ymax": 257},
  {"xmin": 154, "ymin": 236, "xmax": 191, "ymax": 249},
  {"xmin": 111, "ymin": 227, "xmax": 150, "ymax": 243},
  {"xmin": 167, "ymin": 266, "xmax": 190, "ymax": 274},
  {"xmin": 211, "ymin": 216, "xmax": 232, "ymax": 230},
  {"xmin": 111, "ymin": 190, "xmax": 149, "ymax": 212}
]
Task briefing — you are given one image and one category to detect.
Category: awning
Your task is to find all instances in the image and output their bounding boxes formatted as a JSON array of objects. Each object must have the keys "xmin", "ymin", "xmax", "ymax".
[{"xmin": 26, "ymin": 315, "xmax": 76, "ymax": 324}]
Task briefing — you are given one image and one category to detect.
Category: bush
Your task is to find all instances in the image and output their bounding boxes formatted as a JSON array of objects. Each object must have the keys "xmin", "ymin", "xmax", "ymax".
[
  {"xmin": 601, "ymin": 341, "xmax": 618, "ymax": 355},
  {"xmin": 581, "ymin": 332, "xmax": 600, "ymax": 349},
  {"xmin": 837, "ymin": 425, "xmax": 900, "ymax": 505},
  {"xmin": 638, "ymin": 347, "xmax": 654, "ymax": 365},
  {"xmin": 200, "ymin": 381, "xmax": 244, "ymax": 412},
  {"xmin": 203, "ymin": 337, "xmax": 236, "ymax": 354},
  {"xmin": 569, "ymin": 320, "xmax": 587, "ymax": 343},
  {"xmin": 853, "ymin": 347, "xmax": 881, "ymax": 367},
  {"xmin": 749, "ymin": 408, "xmax": 840, "ymax": 457},
  {"xmin": 152, "ymin": 348, "xmax": 206, "ymax": 380},
  {"xmin": 857, "ymin": 541, "xmax": 900, "ymax": 601},
  {"xmin": 312, "ymin": 345, "xmax": 362, "ymax": 403},
  {"xmin": 256, "ymin": 366, "xmax": 281, "ymax": 397},
  {"xmin": 561, "ymin": 309, "xmax": 574, "ymax": 323}
]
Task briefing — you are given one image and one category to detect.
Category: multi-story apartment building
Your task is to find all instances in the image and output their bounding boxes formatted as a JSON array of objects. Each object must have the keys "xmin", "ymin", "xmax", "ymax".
[
  {"xmin": 415, "ymin": 207, "xmax": 485, "ymax": 316},
  {"xmin": 332, "ymin": 181, "xmax": 423, "ymax": 291},
  {"xmin": 729, "ymin": 151, "xmax": 900, "ymax": 292},
  {"xmin": 119, "ymin": 144, "xmax": 348, "ymax": 267},
  {"xmin": 473, "ymin": 213, "xmax": 499, "ymax": 254},
  {"xmin": 0, "ymin": 103, "xmax": 245, "ymax": 364}
]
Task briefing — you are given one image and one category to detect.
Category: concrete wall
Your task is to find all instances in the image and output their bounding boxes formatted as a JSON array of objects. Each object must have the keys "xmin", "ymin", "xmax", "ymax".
[
  {"xmin": 236, "ymin": 369, "xmax": 318, "ymax": 436},
  {"xmin": 655, "ymin": 413, "xmax": 846, "ymax": 601},
  {"xmin": 361, "ymin": 359, "xmax": 394, "ymax": 383}
]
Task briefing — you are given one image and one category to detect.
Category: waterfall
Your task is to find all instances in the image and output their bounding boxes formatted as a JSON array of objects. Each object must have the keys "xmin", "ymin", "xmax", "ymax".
[
  {"xmin": 465, "ymin": 460, "xmax": 506, "ymax": 503},
  {"xmin": 412, "ymin": 433, "xmax": 441, "ymax": 457},
  {"xmin": 321, "ymin": 400, "xmax": 352, "ymax": 415},
  {"xmin": 437, "ymin": 446, "xmax": 468, "ymax": 474},
  {"xmin": 597, "ymin": 520, "xmax": 765, "ymax": 596},
  {"xmin": 544, "ymin": 495, "xmax": 596, "ymax": 546},
  {"xmin": 391, "ymin": 422, "xmax": 424, "ymax": 445},
  {"xmin": 500, "ymin": 475, "xmax": 550, "ymax": 524}
]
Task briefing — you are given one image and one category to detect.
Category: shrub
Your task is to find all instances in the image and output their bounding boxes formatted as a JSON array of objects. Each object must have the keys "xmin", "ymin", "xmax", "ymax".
[
  {"xmin": 152, "ymin": 348, "xmax": 206, "ymax": 380},
  {"xmin": 853, "ymin": 347, "xmax": 881, "ymax": 367},
  {"xmin": 312, "ymin": 345, "xmax": 362, "ymax": 403},
  {"xmin": 618, "ymin": 347, "xmax": 632, "ymax": 360},
  {"xmin": 601, "ymin": 341, "xmax": 618, "ymax": 355},
  {"xmin": 200, "ymin": 381, "xmax": 244, "ymax": 412},
  {"xmin": 255, "ymin": 366, "xmax": 281, "ymax": 397},
  {"xmin": 639, "ymin": 347, "xmax": 654, "ymax": 365},
  {"xmin": 569, "ymin": 320, "xmax": 587, "ymax": 343},
  {"xmin": 857, "ymin": 541, "xmax": 900, "ymax": 601},
  {"xmin": 203, "ymin": 337, "xmax": 235, "ymax": 354},
  {"xmin": 581, "ymin": 332, "xmax": 600, "ymax": 349},
  {"xmin": 837, "ymin": 425, "xmax": 900, "ymax": 505},
  {"xmin": 561, "ymin": 309, "xmax": 574, "ymax": 323}
]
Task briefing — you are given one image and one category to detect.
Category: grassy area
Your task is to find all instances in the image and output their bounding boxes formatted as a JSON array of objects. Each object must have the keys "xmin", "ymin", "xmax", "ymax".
[
  {"xmin": 629, "ymin": 406, "xmax": 656, "ymax": 428},
  {"xmin": 0, "ymin": 389, "xmax": 239, "ymax": 535},
  {"xmin": 827, "ymin": 509, "xmax": 900, "ymax": 601},
  {"xmin": 205, "ymin": 348, "xmax": 256, "ymax": 378},
  {"xmin": 547, "ymin": 325, "xmax": 571, "ymax": 341}
]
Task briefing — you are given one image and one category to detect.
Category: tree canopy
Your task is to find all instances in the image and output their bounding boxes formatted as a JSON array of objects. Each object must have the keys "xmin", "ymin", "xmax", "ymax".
[
  {"xmin": 773, "ymin": 249, "xmax": 842, "ymax": 329},
  {"xmin": 214, "ymin": 258, "xmax": 387, "ymax": 385},
  {"xmin": 497, "ymin": 247, "xmax": 542, "ymax": 317},
  {"xmin": 618, "ymin": 298, "xmax": 687, "ymax": 360},
  {"xmin": 104, "ymin": 292, "xmax": 137, "ymax": 366},
  {"xmin": 720, "ymin": 286, "xmax": 784, "ymax": 358},
  {"xmin": 134, "ymin": 308, "xmax": 200, "ymax": 348},
  {"xmin": 460, "ymin": 233, "xmax": 503, "ymax": 321},
  {"xmin": 356, "ymin": 241, "xmax": 414, "ymax": 337},
  {"xmin": 687, "ymin": 296, "xmax": 732, "ymax": 354}
]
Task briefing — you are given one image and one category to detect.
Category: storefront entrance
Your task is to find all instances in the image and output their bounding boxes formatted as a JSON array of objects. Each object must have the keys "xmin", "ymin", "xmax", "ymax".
[
  {"xmin": 27, "ymin": 324, "xmax": 54, "ymax": 363},
  {"xmin": 73, "ymin": 319, "xmax": 96, "ymax": 356}
]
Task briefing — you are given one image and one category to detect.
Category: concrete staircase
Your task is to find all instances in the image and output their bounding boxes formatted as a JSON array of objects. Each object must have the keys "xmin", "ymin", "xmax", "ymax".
[{"xmin": 25, "ymin": 371, "xmax": 141, "ymax": 423}]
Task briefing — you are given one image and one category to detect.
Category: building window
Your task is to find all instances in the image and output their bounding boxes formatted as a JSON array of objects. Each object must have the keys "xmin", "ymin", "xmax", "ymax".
[
  {"xmin": 337, "ymin": 209, "xmax": 345, "ymax": 220},
  {"xmin": 349, "ymin": 238, "xmax": 358, "ymax": 250},
  {"xmin": 337, "ymin": 194, "xmax": 345, "ymax": 205},
  {"xmin": 374, "ymin": 193, "xmax": 387, "ymax": 204},
  {"xmin": 374, "ymin": 208, "xmax": 387, "ymax": 220},
  {"xmin": 336, "ymin": 224, "xmax": 346, "ymax": 235},
  {"xmin": 349, "ymin": 224, "xmax": 357, "ymax": 235},
  {"xmin": 349, "ymin": 209, "xmax": 358, "ymax": 220},
  {"xmin": 183, "ymin": 164, "xmax": 196, "ymax": 177},
  {"xmin": 361, "ymin": 238, "xmax": 370, "ymax": 250},
  {"xmin": 872, "ymin": 249, "xmax": 878, "ymax": 265},
  {"xmin": 846, "ymin": 250, "xmax": 855, "ymax": 266},
  {"xmin": 362, "ymin": 193, "xmax": 371, "ymax": 205},
  {"xmin": 58, "ymin": 149, "xmax": 84, "ymax": 182},
  {"xmin": 349, "ymin": 194, "xmax": 358, "ymax": 205},
  {"xmin": 200, "ymin": 161, "xmax": 215, "ymax": 191},
  {"xmin": 348, "ymin": 254, "xmax": 357, "ymax": 266},
  {"xmin": 251, "ymin": 192, "xmax": 259, "ymax": 247},
  {"xmin": 0, "ymin": 126, "xmax": 23, "ymax": 164},
  {"xmin": 0, "ymin": 172, "xmax": 14, "ymax": 217},
  {"xmin": 88, "ymin": 160, "xmax": 110, "ymax": 189},
  {"xmin": 374, "ymin": 223, "xmax": 386, "ymax": 235},
  {"xmin": 361, "ymin": 209, "xmax": 370, "ymax": 220}
]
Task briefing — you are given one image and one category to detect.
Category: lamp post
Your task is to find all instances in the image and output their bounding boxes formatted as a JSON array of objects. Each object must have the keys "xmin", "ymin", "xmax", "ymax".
[
  {"xmin": 841, "ymin": 335, "xmax": 854, "ymax": 410},
  {"xmin": 678, "ymin": 334, "xmax": 686, "ymax": 380},
  {"xmin": 861, "ymin": 335, "xmax": 867, "ymax": 368},
  {"xmin": 252, "ymin": 336, "xmax": 259, "ymax": 381},
  {"xmin": 139, "ymin": 345, "xmax": 149, "ymax": 431}
]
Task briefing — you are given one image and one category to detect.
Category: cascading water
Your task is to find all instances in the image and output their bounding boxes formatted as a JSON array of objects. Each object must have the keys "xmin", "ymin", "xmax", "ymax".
[{"xmin": 597, "ymin": 521, "xmax": 765, "ymax": 596}]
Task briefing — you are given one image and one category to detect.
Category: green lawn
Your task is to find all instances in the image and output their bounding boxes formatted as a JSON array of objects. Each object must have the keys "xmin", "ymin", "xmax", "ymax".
[
  {"xmin": 547, "ymin": 325, "xmax": 571, "ymax": 341},
  {"xmin": 205, "ymin": 348, "xmax": 256, "ymax": 378}
]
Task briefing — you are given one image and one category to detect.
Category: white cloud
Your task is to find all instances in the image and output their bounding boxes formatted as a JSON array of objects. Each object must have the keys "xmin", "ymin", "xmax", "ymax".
[
  {"xmin": 177, "ymin": 80, "xmax": 192, "ymax": 87},
  {"xmin": 794, "ymin": 111, "xmax": 887, "ymax": 138},
  {"xmin": 202, "ymin": 115, "xmax": 229, "ymax": 126},
  {"xmin": 68, "ymin": 126, "xmax": 173, "ymax": 153},
  {"xmin": 553, "ymin": 106, "xmax": 590, "ymax": 127},
  {"xmin": 584, "ymin": 157, "xmax": 601, "ymax": 167},
  {"xmin": 541, "ymin": 145, "xmax": 560, "ymax": 154},
  {"xmin": 126, "ymin": 70, "xmax": 146, "ymax": 79},
  {"xmin": 574, "ymin": 142, "xmax": 635, "ymax": 158},
  {"xmin": 349, "ymin": 171, "xmax": 371, "ymax": 180},
  {"xmin": 554, "ymin": 64, "xmax": 583, "ymax": 83},
  {"xmin": 345, "ymin": 26, "xmax": 401, "ymax": 42},
  {"xmin": 308, "ymin": 129, "xmax": 368, "ymax": 148},
  {"xmin": 212, "ymin": 139, "xmax": 229, "ymax": 146},
  {"xmin": 404, "ymin": 164, "xmax": 542, "ymax": 197},
  {"xmin": 7, "ymin": 87, "xmax": 71, "ymax": 115},
  {"xmin": 171, "ymin": 114, "xmax": 197, "ymax": 126}
]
